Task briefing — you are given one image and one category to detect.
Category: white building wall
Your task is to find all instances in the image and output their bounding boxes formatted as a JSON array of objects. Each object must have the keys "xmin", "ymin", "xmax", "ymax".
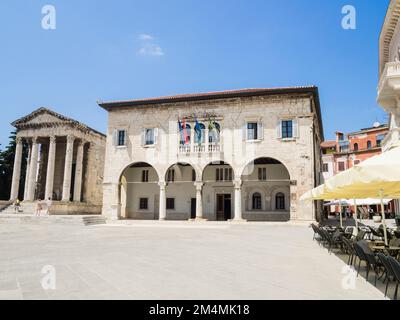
[{"xmin": 102, "ymin": 94, "xmax": 322, "ymax": 221}]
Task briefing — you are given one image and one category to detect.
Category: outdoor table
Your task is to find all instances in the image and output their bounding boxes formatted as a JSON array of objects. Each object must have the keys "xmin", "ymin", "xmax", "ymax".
[{"xmin": 371, "ymin": 246, "xmax": 400, "ymax": 258}]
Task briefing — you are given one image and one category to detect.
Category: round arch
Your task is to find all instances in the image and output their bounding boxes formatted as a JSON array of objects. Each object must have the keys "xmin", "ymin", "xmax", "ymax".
[
  {"xmin": 241, "ymin": 157, "xmax": 291, "ymax": 221},
  {"xmin": 201, "ymin": 161, "xmax": 236, "ymax": 182},
  {"xmin": 119, "ymin": 161, "xmax": 160, "ymax": 220},
  {"xmin": 240, "ymin": 157, "xmax": 291, "ymax": 179}
]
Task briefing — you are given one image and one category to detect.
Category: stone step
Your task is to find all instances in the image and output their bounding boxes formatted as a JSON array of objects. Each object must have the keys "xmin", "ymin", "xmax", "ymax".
[
  {"xmin": 0, "ymin": 214, "xmax": 106, "ymax": 226},
  {"xmin": 82, "ymin": 216, "xmax": 107, "ymax": 226}
]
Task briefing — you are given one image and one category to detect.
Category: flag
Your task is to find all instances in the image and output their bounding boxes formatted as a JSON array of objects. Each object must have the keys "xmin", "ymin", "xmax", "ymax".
[
  {"xmin": 182, "ymin": 118, "xmax": 190, "ymax": 145},
  {"xmin": 178, "ymin": 119, "xmax": 185, "ymax": 144},
  {"xmin": 194, "ymin": 118, "xmax": 202, "ymax": 144}
]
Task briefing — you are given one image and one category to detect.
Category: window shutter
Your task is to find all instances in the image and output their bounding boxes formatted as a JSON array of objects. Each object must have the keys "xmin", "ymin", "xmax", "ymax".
[
  {"xmin": 276, "ymin": 121, "xmax": 282, "ymax": 139},
  {"xmin": 113, "ymin": 129, "xmax": 118, "ymax": 146},
  {"xmin": 293, "ymin": 119, "xmax": 299, "ymax": 138},
  {"xmin": 243, "ymin": 124, "xmax": 247, "ymax": 141},
  {"xmin": 123, "ymin": 130, "xmax": 128, "ymax": 145},
  {"xmin": 141, "ymin": 129, "xmax": 146, "ymax": 146},
  {"xmin": 154, "ymin": 128, "xmax": 159, "ymax": 145},
  {"xmin": 258, "ymin": 122, "xmax": 264, "ymax": 140}
]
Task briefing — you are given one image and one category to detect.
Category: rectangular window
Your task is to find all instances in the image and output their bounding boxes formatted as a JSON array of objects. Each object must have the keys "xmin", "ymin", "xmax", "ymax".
[
  {"xmin": 216, "ymin": 168, "xmax": 223, "ymax": 181},
  {"xmin": 225, "ymin": 168, "xmax": 233, "ymax": 181},
  {"xmin": 139, "ymin": 198, "xmax": 148, "ymax": 210},
  {"xmin": 142, "ymin": 170, "xmax": 149, "ymax": 183},
  {"xmin": 247, "ymin": 122, "xmax": 258, "ymax": 140},
  {"xmin": 117, "ymin": 130, "xmax": 126, "ymax": 146},
  {"xmin": 281, "ymin": 120, "xmax": 293, "ymax": 139},
  {"xmin": 145, "ymin": 128, "xmax": 155, "ymax": 145},
  {"xmin": 166, "ymin": 198, "xmax": 175, "ymax": 210},
  {"xmin": 338, "ymin": 162, "xmax": 345, "ymax": 172},
  {"xmin": 167, "ymin": 169, "xmax": 175, "ymax": 182},
  {"xmin": 323, "ymin": 163, "xmax": 329, "ymax": 173},
  {"xmin": 258, "ymin": 168, "xmax": 267, "ymax": 181},
  {"xmin": 354, "ymin": 160, "xmax": 360, "ymax": 165}
]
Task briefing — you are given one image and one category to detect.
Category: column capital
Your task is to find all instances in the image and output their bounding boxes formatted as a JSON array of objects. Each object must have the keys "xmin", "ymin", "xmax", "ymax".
[
  {"xmin": 194, "ymin": 182, "xmax": 203, "ymax": 190},
  {"xmin": 158, "ymin": 181, "xmax": 167, "ymax": 189},
  {"xmin": 49, "ymin": 136, "xmax": 57, "ymax": 144},
  {"xmin": 234, "ymin": 179, "xmax": 242, "ymax": 189},
  {"xmin": 77, "ymin": 139, "xmax": 85, "ymax": 147},
  {"xmin": 15, "ymin": 137, "xmax": 24, "ymax": 145},
  {"xmin": 66, "ymin": 135, "xmax": 75, "ymax": 143},
  {"xmin": 31, "ymin": 136, "xmax": 39, "ymax": 144}
]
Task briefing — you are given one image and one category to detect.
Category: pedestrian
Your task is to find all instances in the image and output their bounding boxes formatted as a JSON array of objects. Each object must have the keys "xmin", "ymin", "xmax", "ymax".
[
  {"xmin": 36, "ymin": 200, "xmax": 43, "ymax": 216},
  {"xmin": 45, "ymin": 197, "xmax": 52, "ymax": 215},
  {"xmin": 14, "ymin": 199, "xmax": 21, "ymax": 213}
]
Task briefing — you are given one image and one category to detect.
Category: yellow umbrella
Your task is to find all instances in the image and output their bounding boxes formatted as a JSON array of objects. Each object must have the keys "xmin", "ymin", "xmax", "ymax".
[{"xmin": 302, "ymin": 147, "xmax": 400, "ymax": 245}]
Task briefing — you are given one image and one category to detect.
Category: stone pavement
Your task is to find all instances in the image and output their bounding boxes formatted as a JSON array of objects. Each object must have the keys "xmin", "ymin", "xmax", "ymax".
[{"xmin": 0, "ymin": 220, "xmax": 385, "ymax": 300}]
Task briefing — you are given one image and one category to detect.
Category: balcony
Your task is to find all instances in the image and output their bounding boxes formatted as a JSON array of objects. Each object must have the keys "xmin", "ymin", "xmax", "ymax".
[
  {"xmin": 377, "ymin": 61, "xmax": 400, "ymax": 114},
  {"xmin": 178, "ymin": 143, "xmax": 221, "ymax": 154}
]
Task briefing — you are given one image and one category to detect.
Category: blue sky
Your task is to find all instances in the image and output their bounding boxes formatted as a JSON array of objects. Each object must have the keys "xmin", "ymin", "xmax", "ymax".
[{"xmin": 0, "ymin": 0, "xmax": 390, "ymax": 147}]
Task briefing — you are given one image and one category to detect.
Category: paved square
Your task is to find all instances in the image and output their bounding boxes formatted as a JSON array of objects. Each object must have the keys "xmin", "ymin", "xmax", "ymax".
[{"xmin": 0, "ymin": 221, "xmax": 385, "ymax": 300}]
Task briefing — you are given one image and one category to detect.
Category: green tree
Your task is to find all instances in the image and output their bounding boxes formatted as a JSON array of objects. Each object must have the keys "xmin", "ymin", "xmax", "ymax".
[{"xmin": 0, "ymin": 131, "xmax": 28, "ymax": 200}]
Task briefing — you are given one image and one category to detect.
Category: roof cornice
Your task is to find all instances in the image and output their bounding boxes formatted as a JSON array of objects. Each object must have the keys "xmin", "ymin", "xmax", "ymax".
[{"xmin": 380, "ymin": 0, "xmax": 400, "ymax": 74}]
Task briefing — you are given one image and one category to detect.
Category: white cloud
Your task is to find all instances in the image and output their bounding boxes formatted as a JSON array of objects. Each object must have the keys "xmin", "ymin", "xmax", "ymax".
[
  {"xmin": 137, "ymin": 33, "xmax": 164, "ymax": 56},
  {"xmin": 139, "ymin": 33, "xmax": 154, "ymax": 41},
  {"xmin": 138, "ymin": 43, "xmax": 164, "ymax": 56}
]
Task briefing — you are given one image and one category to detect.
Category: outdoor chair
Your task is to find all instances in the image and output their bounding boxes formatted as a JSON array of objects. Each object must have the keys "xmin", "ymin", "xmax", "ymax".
[
  {"xmin": 377, "ymin": 253, "xmax": 396, "ymax": 298},
  {"xmin": 311, "ymin": 224, "xmax": 320, "ymax": 241},
  {"xmin": 353, "ymin": 230, "xmax": 367, "ymax": 242},
  {"xmin": 358, "ymin": 241, "xmax": 382, "ymax": 286},
  {"xmin": 369, "ymin": 226, "xmax": 383, "ymax": 240},
  {"xmin": 387, "ymin": 257, "xmax": 400, "ymax": 300},
  {"xmin": 342, "ymin": 237, "xmax": 356, "ymax": 265}
]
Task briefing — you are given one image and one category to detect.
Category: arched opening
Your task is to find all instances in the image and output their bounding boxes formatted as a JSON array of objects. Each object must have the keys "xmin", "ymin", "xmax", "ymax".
[
  {"xmin": 119, "ymin": 162, "xmax": 159, "ymax": 220},
  {"xmin": 367, "ymin": 140, "xmax": 372, "ymax": 149},
  {"xmin": 164, "ymin": 162, "xmax": 198, "ymax": 220},
  {"xmin": 353, "ymin": 143, "xmax": 359, "ymax": 151},
  {"xmin": 202, "ymin": 161, "xmax": 234, "ymax": 221},
  {"xmin": 241, "ymin": 157, "xmax": 291, "ymax": 221}
]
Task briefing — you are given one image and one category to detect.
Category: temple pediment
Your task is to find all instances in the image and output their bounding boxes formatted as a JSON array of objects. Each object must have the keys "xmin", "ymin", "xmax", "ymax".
[
  {"xmin": 12, "ymin": 108, "xmax": 73, "ymax": 128},
  {"xmin": 12, "ymin": 107, "xmax": 105, "ymax": 137}
]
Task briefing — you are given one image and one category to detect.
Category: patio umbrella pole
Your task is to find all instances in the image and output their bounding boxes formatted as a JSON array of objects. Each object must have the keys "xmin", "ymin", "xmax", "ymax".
[
  {"xmin": 379, "ymin": 190, "xmax": 389, "ymax": 246},
  {"xmin": 339, "ymin": 200, "xmax": 343, "ymax": 229},
  {"xmin": 353, "ymin": 199, "xmax": 359, "ymax": 230}
]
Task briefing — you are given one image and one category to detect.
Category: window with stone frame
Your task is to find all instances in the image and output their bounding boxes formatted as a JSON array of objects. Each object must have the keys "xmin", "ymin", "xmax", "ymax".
[
  {"xmin": 142, "ymin": 170, "xmax": 149, "ymax": 183},
  {"xmin": 252, "ymin": 193, "xmax": 262, "ymax": 210},
  {"xmin": 166, "ymin": 198, "xmax": 175, "ymax": 210},
  {"xmin": 275, "ymin": 193, "xmax": 285, "ymax": 210},
  {"xmin": 258, "ymin": 168, "xmax": 267, "ymax": 181},
  {"xmin": 167, "ymin": 169, "xmax": 175, "ymax": 182},
  {"xmin": 139, "ymin": 198, "xmax": 148, "ymax": 210}
]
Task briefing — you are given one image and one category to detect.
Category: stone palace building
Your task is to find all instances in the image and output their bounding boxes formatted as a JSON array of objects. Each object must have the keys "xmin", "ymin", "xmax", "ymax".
[{"xmin": 9, "ymin": 87, "xmax": 324, "ymax": 221}]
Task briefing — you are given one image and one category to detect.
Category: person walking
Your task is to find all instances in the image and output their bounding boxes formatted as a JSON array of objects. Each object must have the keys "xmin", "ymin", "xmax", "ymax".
[
  {"xmin": 45, "ymin": 197, "xmax": 52, "ymax": 215},
  {"xmin": 36, "ymin": 200, "xmax": 43, "ymax": 216},
  {"xmin": 14, "ymin": 199, "xmax": 21, "ymax": 213}
]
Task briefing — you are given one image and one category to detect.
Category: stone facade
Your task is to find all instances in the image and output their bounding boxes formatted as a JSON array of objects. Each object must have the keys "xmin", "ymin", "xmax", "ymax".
[
  {"xmin": 99, "ymin": 87, "xmax": 324, "ymax": 222},
  {"xmin": 378, "ymin": 0, "xmax": 400, "ymax": 213},
  {"xmin": 9, "ymin": 108, "xmax": 106, "ymax": 215}
]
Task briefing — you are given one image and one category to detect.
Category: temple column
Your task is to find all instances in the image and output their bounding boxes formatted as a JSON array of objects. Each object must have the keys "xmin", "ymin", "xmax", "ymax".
[
  {"xmin": 159, "ymin": 181, "xmax": 167, "ymax": 220},
  {"xmin": 26, "ymin": 137, "xmax": 39, "ymax": 201},
  {"xmin": 194, "ymin": 182, "xmax": 204, "ymax": 220},
  {"xmin": 10, "ymin": 137, "xmax": 23, "ymax": 201},
  {"xmin": 23, "ymin": 143, "xmax": 32, "ymax": 200},
  {"xmin": 73, "ymin": 141, "xmax": 84, "ymax": 202},
  {"xmin": 45, "ymin": 136, "xmax": 57, "ymax": 200},
  {"xmin": 62, "ymin": 135, "xmax": 75, "ymax": 202},
  {"xmin": 233, "ymin": 179, "xmax": 244, "ymax": 221}
]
